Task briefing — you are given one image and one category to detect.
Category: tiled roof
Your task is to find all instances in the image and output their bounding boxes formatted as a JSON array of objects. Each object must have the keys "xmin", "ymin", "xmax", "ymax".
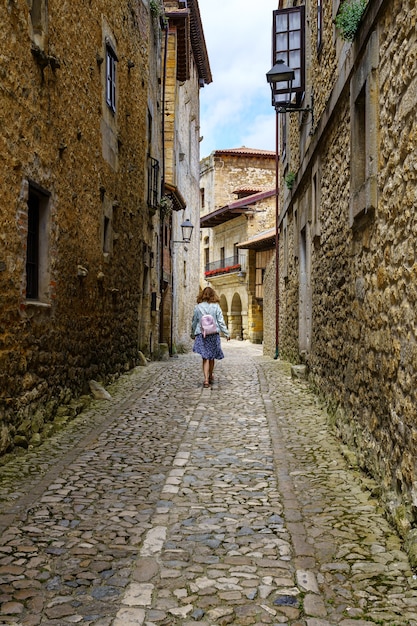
[
  {"xmin": 233, "ymin": 185, "xmax": 271, "ymax": 195},
  {"xmin": 214, "ymin": 146, "xmax": 276, "ymax": 158}
]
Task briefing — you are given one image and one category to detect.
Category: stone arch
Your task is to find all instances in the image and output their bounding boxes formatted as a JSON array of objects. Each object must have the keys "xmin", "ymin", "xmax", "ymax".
[
  {"xmin": 219, "ymin": 294, "xmax": 228, "ymax": 326},
  {"xmin": 230, "ymin": 292, "xmax": 243, "ymax": 340}
]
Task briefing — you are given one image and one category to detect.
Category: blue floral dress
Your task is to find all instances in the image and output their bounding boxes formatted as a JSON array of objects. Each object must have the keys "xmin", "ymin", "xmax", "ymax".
[{"xmin": 193, "ymin": 333, "xmax": 225, "ymax": 360}]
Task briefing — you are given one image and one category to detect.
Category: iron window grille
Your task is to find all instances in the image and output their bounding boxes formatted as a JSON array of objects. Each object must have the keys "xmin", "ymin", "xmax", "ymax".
[{"xmin": 147, "ymin": 155, "xmax": 160, "ymax": 209}]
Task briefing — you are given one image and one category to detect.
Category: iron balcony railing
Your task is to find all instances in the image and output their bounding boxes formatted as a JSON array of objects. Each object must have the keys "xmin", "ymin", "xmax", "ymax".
[{"xmin": 204, "ymin": 254, "xmax": 246, "ymax": 278}]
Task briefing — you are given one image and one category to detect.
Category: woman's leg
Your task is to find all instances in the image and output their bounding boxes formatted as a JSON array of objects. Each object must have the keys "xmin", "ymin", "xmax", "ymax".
[
  {"xmin": 202, "ymin": 359, "xmax": 210, "ymax": 384},
  {"xmin": 208, "ymin": 359, "xmax": 215, "ymax": 382}
]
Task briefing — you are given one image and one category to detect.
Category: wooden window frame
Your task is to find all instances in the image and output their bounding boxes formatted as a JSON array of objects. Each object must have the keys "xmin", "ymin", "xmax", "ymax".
[{"xmin": 272, "ymin": 6, "xmax": 305, "ymax": 108}]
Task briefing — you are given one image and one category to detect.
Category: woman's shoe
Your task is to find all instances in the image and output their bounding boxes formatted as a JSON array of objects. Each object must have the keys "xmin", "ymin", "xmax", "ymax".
[
  {"xmin": 203, "ymin": 381, "xmax": 210, "ymax": 388},
  {"xmin": 208, "ymin": 376, "xmax": 214, "ymax": 384}
]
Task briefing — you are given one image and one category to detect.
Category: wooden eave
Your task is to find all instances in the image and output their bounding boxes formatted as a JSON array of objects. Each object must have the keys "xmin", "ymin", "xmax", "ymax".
[
  {"xmin": 237, "ymin": 228, "xmax": 276, "ymax": 250},
  {"xmin": 164, "ymin": 181, "xmax": 187, "ymax": 211},
  {"xmin": 166, "ymin": 9, "xmax": 190, "ymax": 82},
  {"xmin": 188, "ymin": 0, "xmax": 212, "ymax": 85},
  {"xmin": 200, "ymin": 189, "xmax": 276, "ymax": 228}
]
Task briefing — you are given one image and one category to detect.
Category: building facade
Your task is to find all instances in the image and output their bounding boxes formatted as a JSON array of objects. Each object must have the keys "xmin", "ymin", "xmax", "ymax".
[
  {"xmin": 0, "ymin": 0, "xmax": 209, "ymax": 455},
  {"xmin": 162, "ymin": 0, "xmax": 211, "ymax": 353},
  {"xmin": 200, "ymin": 148, "xmax": 276, "ymax": 343},
  {"xmin": 273, "ymin": 0, "xmax": 417, "ymax": 538}
]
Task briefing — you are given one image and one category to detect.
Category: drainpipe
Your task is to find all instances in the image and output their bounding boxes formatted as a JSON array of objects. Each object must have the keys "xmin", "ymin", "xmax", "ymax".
[
  {"xmin": 159, "ymin": 19, "xmax": 169, "ymax": 345},
  {"xmin": 274, "ymin": 111, "xmax": 280, "ymax": 359}
]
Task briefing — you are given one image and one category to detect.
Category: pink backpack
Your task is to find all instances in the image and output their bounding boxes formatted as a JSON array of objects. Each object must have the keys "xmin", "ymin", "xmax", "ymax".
[{"xmin": 199, "ymin": 306, "xmax": 218, "ymax": 338}]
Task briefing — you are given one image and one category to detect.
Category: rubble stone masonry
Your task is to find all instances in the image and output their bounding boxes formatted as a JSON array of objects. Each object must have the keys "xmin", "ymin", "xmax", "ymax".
[
  {"xmin": 279, "ymin": 0, "xmax": 417, "ymax": 535},
  {"xmin": 0, "ymin": 0, "xmax": 159, "ymax": 454}
]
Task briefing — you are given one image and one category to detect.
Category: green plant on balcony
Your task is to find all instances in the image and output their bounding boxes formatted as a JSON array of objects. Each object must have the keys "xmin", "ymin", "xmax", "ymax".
[{"xmin": 335, "ymin": 0, "xmax": 368, "ymax": 42}]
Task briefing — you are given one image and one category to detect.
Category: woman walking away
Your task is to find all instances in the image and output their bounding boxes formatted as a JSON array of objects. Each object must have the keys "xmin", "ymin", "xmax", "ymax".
[{"xmin": 191, "ymin": 286, "xmax": 230, "ymax": 388}]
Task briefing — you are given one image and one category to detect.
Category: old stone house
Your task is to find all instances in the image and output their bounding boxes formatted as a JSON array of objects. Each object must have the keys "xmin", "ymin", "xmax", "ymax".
[
  {"xmin": 162, "ymin": 0, "xmax": 211, "ymax": 354},
  {"xmin": 270, "ymin": 0, "xmax": 417, "ymax": 539},
  {"xmin": 200, "ymin": 148, "xmax": 276, "ymax": 343},
  {"xmin": 0, "ymin": 0, "xmax": 209, "ymax": 455}
]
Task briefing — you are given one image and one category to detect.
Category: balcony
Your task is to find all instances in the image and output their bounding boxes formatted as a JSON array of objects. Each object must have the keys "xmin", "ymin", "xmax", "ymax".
[{"xmin": 204, "ymin": 255, "xmax": 246, "ymax": 279}]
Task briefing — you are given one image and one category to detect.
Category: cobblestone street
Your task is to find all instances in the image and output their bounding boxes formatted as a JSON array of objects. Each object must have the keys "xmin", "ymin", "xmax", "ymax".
[{"xmin": 1, "ymin": 341, "xmax": 417, "ymax": 626}]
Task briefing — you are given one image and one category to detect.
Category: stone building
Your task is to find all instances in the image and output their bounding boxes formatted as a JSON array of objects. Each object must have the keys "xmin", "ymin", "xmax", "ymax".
[
  {"xmin": 271, "ymin": 0, "xmax": 417, "ymax": 538},
  {"xmin": 199, "ymin": 148, "xmax": 276, "ymax": 343},
  {"xmin": 0, "ymin": 0, "xmax": 209, "ymax": 455},
  {"xmin": 162, "ymin": 0, "xmax": 211, "ymax": 354}
]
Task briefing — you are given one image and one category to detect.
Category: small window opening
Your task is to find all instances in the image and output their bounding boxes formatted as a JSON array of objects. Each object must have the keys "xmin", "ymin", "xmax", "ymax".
[
  {"xmin": 26, "ymin": 184, "xmax": 50, "ymax": 301},
  {"xmin": 106, "ymin": 45, "xmax": 117, "ymax": 113}
]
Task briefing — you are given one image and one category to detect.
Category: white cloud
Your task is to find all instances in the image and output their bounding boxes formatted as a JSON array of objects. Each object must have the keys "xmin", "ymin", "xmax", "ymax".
[{"xmin": 198, "ymin": 0, "xmax": 278, "ymax": 157}]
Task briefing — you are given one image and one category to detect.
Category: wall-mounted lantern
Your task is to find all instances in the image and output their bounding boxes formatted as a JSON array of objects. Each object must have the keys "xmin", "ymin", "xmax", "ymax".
[{"xmin": 173, "ymin": 218, "xmax": 194, "ymax": 244}]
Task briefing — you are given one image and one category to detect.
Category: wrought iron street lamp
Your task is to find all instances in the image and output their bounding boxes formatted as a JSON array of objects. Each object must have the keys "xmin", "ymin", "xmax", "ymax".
[
  {"xmin": 180, "ymin": 218, "xmax": 194, "ymax": 243},
  {"xmin": 266, "ymin": 59, "xmax": 314, "ymax": 123},
  {"xmin": 173, "ymin": 218, "xmax": 194, "ymax": 244}
]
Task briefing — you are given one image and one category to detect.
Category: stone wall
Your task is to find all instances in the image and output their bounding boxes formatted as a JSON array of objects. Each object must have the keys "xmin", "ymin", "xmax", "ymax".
[
  {"xmin": 262, "ymin": 256, "xmax": 276, "ymax": 358},
  {"xmin": 279, "ymin": 0, "xmax": 417, "ymax": 535},
  {"xmin": 0, "ymin": 0, "xmax": 161, "ymax": 454}
]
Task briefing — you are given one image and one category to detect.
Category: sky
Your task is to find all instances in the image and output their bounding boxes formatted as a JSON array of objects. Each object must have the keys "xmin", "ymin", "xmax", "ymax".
[{"xmin": 198, "ymin": 0, "xmax": 278, "ymax": 159}]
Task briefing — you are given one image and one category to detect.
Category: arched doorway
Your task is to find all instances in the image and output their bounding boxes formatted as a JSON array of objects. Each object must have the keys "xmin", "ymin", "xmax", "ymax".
[
  {"xmin": 230, "ymin": 293, "xmax": 243, "ymax": 340},
  {"xmin": 219, "ymin": 294, "xmax": 228, "ymax": 327}
]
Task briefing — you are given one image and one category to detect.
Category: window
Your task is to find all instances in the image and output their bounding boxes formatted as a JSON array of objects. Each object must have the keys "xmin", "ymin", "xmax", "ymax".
[
  {"xmin": 147, "ymin": 156, "xmax": 160, "ymax": 209},
  {"xmin": 282, "ymin": 217, "xmax": 288, "ymax": 280},
  {"xmin": 311, "ymin": 159, "xmax": 321, "ymax": 240},
  {"xmin": 26, "ymin": 195, "xmax": 39, "ymax": 299},
  {"xmin": 200, "ymin": 188, "xmax": 205, "ymax": 209},
  {"xmin": 350, "ymin": 32, "xmax": 379, "ymax": 226},
  {"xmin": 220, "ymin": 247, "xmax": 225, "ymax": 267},
  {"xmin": 272, "ymin": 6, "xmax": 305, "ymax": 107},
  {"xmin": 26, "ymin": 184, "xmax": 50, "ymax": 302},
  {"xmin": 103, "ymin": 216, "xmax": 111, "ymax": 254},
  {"xmin": 255, "ymin": 250, "xmax": 274, "ymax": 299},
  {"xmin": 204, "ymin": 247, "xmax": 209, "ymax": 271},
  {"xmin": 106, "ymin": 44, "xmax": 117, "ymax": 113},
  {"xmin": 147, "ymin": 109, "xmax": 152, "ymax": 151},
  {"xmin": 317, "ymin": 0, "xmax": 323, "ymax": 53},
  {"xmin": 233, "ymin": 243, "xmax": 239, "ymax": 264}
]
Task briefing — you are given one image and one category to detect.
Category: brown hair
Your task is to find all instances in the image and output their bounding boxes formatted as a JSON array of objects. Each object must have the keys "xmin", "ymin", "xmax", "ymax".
[{"xmin": 197, "ymin": 286, "xmax": 220, "ymax": 304}]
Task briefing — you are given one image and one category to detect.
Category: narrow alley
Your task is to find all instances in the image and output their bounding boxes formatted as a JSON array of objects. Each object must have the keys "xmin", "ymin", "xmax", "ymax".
[{"xmin": 1, "ymin": 341, "xmax": 416, "ymax": 626}]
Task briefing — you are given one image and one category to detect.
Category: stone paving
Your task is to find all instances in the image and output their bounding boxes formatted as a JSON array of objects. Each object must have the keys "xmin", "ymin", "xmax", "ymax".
[{"xmin": 0, "ymin": 341, "xmax": 417, "ymax": 626}]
